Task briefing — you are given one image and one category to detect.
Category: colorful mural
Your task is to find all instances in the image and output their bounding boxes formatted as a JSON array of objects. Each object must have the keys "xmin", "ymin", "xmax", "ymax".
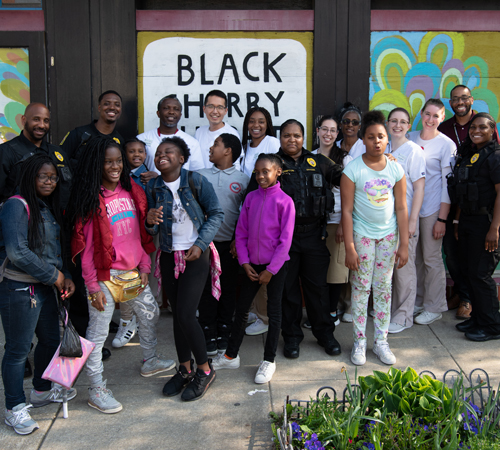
[
  {"xmin": 0, "ymin": 47, "xmax": 29, "ymax": 143},
  {"xmin": 369, "ymin": 32, "xmax": 500, "ymax": 131}
]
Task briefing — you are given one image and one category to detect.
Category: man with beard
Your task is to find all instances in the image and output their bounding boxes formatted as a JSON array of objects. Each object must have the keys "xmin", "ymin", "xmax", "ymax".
[
  {"xmin": 0, "ymin": 103, "xmax": 72, "ymax": 207},
  {"xmin": 60, "ymin": 90, "xmax": 124, "ymax": 171},
  {"xmin": 439, "ymin": 85, "xmax": 499, "ymax": 320},
  {"xmin": 137, "ymin": 94, "xmax": 204, "ymax": 185}
]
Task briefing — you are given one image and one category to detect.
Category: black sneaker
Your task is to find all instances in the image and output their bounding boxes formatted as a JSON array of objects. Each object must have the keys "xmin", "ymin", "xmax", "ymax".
[
  {"xmin": 181, "ymin": 361, "xmax": 216, "ymax": 402},
  {"xmin": 203, "ymin": 326, "xmax": 218, "ymax": 356},
  {"xmin": 162, "ymin": 361, "xmax": 194, "ymax": 397},
  {"xmin": 217, "ymin": 324, "xmax": 230, "ymax": 352},
  {"xmin": 217, "ymin": 335, "xmax": 228, "ymax": 352}
]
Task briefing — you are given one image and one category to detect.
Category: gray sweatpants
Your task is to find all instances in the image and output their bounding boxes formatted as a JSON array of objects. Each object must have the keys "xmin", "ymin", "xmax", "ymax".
[{"xmin": 84, "ymin": 269, "xmax": 160, "ymax": 387}]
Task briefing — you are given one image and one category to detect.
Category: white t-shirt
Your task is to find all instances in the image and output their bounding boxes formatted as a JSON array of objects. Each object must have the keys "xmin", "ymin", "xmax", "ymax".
[
  {"xmin": 337, "ymin": 138, "xmax": 367, "ymax": 160},
  {"xmin": 387, "ymin": 140, "xmax": 426, "ymax": 217},
  {"xmin": 408, "ymin": 131, "xmax": 456, "ymax": 217},
  {"xmin": 313, "ymin": 150, "xmax": 353, "ymax": 224},
  {"xmin": 164, "ymin": 177, "xmax": 199, "ymax": 251},
  {"xmin": 137, "ymin": 128, "xmax": 205, "ymax": 174},
  {"xmin": 239, "ymin": 135, "xmax": 280, "ymax": 177},
  {"xmin": 195, "ymin": 123, "xmax": 241, "ymax": 169}
]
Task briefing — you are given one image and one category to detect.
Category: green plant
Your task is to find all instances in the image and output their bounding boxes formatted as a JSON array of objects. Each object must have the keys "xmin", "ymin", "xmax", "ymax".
[
  {"xmin": 359, "ymin": 367, "xmax": 454, "ymax": 423},
  {"xmin": 465, "ymin": 434, "xmax": 500, "ymax": 450}
]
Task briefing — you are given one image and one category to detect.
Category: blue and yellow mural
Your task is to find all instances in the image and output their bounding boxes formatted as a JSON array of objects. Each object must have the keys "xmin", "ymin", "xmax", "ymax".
[
  {"xmin": 370, "ymin": 32, "xmax": 500, "ymax": 131},
  {"xmin": 0, "ymin": 48, "xmax": 30, "ymax": 142}
]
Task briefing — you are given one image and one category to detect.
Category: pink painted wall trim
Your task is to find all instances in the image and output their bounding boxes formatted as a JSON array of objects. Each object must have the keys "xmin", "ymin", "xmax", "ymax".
[
  {"xmin": 0, "ymin": 10, "xmax": 44, "ymax": 31},
  {"xmin": 136, "ymin": 10, "xmax": 314, "ymax": 31},
  {"xmin": 372, "ymin": 10, "xmax": 500, "ymax": 31}
]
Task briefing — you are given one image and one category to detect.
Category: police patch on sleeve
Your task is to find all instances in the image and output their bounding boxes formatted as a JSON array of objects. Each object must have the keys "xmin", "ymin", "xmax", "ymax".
[
  {"xmin": 113, "ymin": 137, "xmax": 121, "ymax": 144},
  {"xmin": 470, "ymin": 153, "xmax": 479, "ymax": 164},
  {"xmin": 307, "ymin": 158, "xmax": 316, "ymax": 167},
  {"xmin": 55, "ymin": 151, "xmax": 64, "ymax": 162}
]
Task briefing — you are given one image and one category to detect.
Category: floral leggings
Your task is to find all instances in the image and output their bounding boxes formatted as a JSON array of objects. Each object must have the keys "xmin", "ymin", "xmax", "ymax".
[{"xmin": 351, "ymin": 230, "xmax": 398, "ymax": 344}]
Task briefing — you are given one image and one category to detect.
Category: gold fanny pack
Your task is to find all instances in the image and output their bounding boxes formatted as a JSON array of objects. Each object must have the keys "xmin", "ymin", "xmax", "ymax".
[{"xmin": 103, "ymin": 269, "xmax": 142, "ymax": 303}]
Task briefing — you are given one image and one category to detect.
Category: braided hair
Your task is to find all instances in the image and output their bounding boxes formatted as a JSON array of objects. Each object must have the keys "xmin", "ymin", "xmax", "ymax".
[
  {"xmin": 18, "ymin": 154, "xmax": 62, "ymax": 254},
  {"xmin": 67, "ymin": 137, "xmax": 131, "ymax": 225},
  {"xmin": 242, "ymin": 107, "xmax": 276, "ymax": 149}
]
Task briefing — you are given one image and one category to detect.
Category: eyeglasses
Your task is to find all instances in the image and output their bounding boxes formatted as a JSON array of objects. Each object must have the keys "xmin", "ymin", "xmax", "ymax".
[
  {"xmin": 37, "ymin": 174, "xmax": 59, "ymax": 183},
  {"xmin": 388, "ymin": 119, "xmax": 410, "ymax": 126},
  {"xmin": 341, "ymin": 119, "xmax": 361, "ymax": 126},
  {"xmin": 319, "ymin": 127, "xmax": 338, "ymax": 133},
  {"xmin": 205, "ymin": 104, "xmax": 226, "ymax": 112},
  {"xmin": 450, "ymin": 95, "xmax": 472, "ymax": 103}
]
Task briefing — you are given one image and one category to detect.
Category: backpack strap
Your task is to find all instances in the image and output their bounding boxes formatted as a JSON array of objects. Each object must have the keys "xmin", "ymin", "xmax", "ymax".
[{"xmin": 10, "ymin": 195, "xmax": 30, "ymax": 220}]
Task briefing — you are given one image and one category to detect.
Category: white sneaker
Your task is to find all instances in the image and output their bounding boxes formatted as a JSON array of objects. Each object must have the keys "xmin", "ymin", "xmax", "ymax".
[
  {"xmin": 112, "ymin": 316, "xmax": 137, "ymax": 348},
  {"xmin": 413, "ymin": 306, "xmax": 424, "ymax": 316},
  {"xmin": 247, "ymin": 312, "xmax": 258, "ymax": 324},
  {"xmin": 388, "ymin": 322, "xmax": 411, "ymax": 334},
  {"xmin": 415, "ymin": 311, "xmax": 442, "ymax": 325},
  {"xmin": 254, "ymin": 360, "xmax": 276, "ymax": 384},
  {"xmin": 330, "ymin": 312, "xmax": 340, "ymax": 327},
  {"xmin": 245, "ymin": 318, "xmax": 268, "ymax": 335},
  {"xmin": 342, "ymin": 313, "xmax": 353, "ymax": 323},
  {"xmin": 350, "ymin": 341, "xmax": 366, "ymax": 365},
  {"xmin": 212, "ymin": 353, "xmax": 240, "ymax": 370},
  {"xmin": 373, "ymin": 341, "xmax": 396, "ymax": 365}
]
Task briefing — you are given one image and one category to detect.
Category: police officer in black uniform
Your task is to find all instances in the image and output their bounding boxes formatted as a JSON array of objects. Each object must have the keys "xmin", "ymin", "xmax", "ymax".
[
  {"xmin": 448, "ymin": 112, "xmax": 500, "ymax": 341},
  {"xmin": 60, "ymin": 90, "xmax": 124, "ymax": 172},
  {"xmin": 276, "ymin": 119, "xmax": 343, "ymax": 358},
  {"xmin": 0, "ymin": 103, "xmax": 72, "ymax": 208}
]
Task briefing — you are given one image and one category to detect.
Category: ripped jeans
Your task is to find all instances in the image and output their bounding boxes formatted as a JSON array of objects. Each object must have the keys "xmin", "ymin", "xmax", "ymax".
[{"xmin": 84, "ymin": 270, "xmax": 159, "ymax": 387}]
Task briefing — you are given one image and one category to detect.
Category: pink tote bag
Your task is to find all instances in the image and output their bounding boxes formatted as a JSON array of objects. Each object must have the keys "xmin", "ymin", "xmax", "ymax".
[{"xmin": 42, "ymin": 309, "xmax": 95, "ymax": 390}]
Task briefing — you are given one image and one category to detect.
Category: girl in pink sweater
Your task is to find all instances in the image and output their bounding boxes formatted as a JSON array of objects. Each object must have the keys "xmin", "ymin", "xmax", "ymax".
[
  {"xmin": 69, "ymin": 138, "xmax": 175, "ymax": 414},
  {"xmin": 212, "ymin": 153, "xmax": 295, "ymax": 383}
]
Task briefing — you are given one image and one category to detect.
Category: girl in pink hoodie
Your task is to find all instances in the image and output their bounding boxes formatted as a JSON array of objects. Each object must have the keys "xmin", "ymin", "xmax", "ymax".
[{"xmin": 212, "ymin": 153, "xmax": 295, "ymax": 384}]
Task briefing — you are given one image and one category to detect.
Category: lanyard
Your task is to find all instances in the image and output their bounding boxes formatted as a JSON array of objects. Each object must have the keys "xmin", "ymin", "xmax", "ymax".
[{"xmin": 453, "ymin": 122, "xmax": 463, "ymax": 147}]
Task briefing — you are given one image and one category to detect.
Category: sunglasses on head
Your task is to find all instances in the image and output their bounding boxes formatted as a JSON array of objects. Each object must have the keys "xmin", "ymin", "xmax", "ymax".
[{"xmin": 341, "ymin": 119, "xmax": 361, "ymax": 126}]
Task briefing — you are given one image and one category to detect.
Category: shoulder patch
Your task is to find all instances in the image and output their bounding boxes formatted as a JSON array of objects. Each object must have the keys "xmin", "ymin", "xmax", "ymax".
[
  {"xmin": 113, "ymin": 137, "xmax": 121, "ymax": 144},
  {"xmin": 307, "ymin": 157, "xmax": 316, "ymax": 167}
]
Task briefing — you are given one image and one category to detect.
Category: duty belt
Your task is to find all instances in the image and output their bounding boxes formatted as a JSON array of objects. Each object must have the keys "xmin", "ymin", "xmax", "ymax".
[
  {"xmin": 294, "ymin": 220, "xmax": 321, "ymax": 233},
  {"xmin": 461, "ymin": 206, "xmax": 490, "ymax": 216}
]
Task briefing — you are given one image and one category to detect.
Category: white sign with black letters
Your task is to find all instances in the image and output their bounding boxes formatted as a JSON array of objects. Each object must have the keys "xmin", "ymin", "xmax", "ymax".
[{"xmin": 141, "ymin": 37, "xmax": 308, "ymax": 140}]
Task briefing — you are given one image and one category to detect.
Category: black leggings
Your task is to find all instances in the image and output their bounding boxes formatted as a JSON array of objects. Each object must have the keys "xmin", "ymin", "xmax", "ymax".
[{"xmin": 160, "ymin": 249, "xmax": 210, "ymax": 366}]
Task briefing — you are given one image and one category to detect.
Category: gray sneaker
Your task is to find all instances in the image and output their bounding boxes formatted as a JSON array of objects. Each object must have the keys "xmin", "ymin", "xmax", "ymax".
[
  {"xmin": 5, "ymin": 403, "xmax": 39, "ymax": 435},
  {"xmin": 30, "ymin": 383, "xmax": 77, "ymax": 407},
  {"xmin": 88, "ymin": 380, "xmax": 123, "ymax": 414},
  {"xmin": 141, "ymin": 355, "xmax": 176, "ymax": 377}
]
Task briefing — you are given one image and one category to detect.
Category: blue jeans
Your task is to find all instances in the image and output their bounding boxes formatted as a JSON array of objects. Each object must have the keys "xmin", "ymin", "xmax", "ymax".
[{"xmin": 0, "ymin": 280, "xmax": 59, "ymax": 409}]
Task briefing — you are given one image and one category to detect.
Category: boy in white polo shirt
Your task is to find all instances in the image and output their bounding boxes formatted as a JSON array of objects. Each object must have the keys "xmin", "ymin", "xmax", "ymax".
[{"xmin": 195, "ymin": 90, "xmax": 240, "ymax": 169}]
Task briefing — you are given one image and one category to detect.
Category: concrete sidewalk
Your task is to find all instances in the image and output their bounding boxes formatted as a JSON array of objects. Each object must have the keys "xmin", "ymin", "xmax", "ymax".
[{"xmin": 1, "ymin": 308, "xmax": 499, "ymax": 450}]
